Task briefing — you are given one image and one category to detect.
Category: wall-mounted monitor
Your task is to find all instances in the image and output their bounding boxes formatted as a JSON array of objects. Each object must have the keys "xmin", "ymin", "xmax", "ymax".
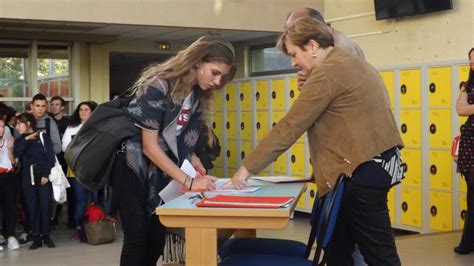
[{"xmin": 374, "ymin": 0, "xmax": 453, "ymax": 20}]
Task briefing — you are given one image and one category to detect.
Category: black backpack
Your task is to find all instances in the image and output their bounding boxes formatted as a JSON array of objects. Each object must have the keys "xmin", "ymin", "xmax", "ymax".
[{"xmin": 64, "ymin": 95, "xmax": 139, "ymax": 190}]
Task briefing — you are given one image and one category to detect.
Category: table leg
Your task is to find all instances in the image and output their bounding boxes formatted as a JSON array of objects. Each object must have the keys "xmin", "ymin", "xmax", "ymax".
[{"xmin": 185, "ymin": 228, "xmax": 218, "ymax": 266}]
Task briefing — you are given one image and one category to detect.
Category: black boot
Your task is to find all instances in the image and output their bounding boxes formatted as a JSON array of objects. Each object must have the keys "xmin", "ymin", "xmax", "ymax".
[
  {"xmin": 42, "ymin": 235, "xmax": 56, "ymax": 248},
  {"xmin": 29, "ymin": 236, "xmax": 42, "ymax": 250}
]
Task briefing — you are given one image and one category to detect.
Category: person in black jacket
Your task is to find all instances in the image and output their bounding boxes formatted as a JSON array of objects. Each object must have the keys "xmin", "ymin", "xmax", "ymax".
[{"xmin": 13, "ymin": 113, "xmax": 56, "ymax": 250}]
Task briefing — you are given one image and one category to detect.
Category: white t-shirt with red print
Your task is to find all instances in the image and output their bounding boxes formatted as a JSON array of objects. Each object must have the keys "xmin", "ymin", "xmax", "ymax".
[{"xmin": 176, "ymin": 91, "xmax": 193, "ymax": 136}]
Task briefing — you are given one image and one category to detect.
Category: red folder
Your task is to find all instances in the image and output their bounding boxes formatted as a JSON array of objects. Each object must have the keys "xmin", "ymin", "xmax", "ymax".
[{"xmin": 196, "ymin": 195, "xmax": 295, "ymax": 208}]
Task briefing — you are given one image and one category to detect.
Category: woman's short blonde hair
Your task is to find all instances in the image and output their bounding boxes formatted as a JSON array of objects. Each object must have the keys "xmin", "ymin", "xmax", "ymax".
[{"xmin": 277, "ymin": 16, "xmax": 334, "ymax": 55}]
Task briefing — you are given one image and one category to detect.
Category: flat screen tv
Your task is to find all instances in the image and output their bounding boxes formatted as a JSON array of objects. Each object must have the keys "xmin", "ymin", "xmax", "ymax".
[{"xmin": 374, "ymin": 0, "xmax": 453, "ymax": 20}]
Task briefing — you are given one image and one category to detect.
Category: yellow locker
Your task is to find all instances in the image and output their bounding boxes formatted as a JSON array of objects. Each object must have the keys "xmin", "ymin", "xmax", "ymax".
[
  {"xmin": 240, "ymin": 141, "xmax": 253, "ymax": 162},
  {"xmin": 212, "ymin": 90, "xmax": 224, "ymax": 111},
  {"xmin": 400, "ymin": 109, "xmax": 422, "ymax": 147},
  {"xmin": 379, "ymin": 70, "xmax": 394, "ymax": 108},
  {"xmin": 387, "ymin": 187, "xmax": 396, "ymax": 224},
  {"xmin": 428, "ymin": 109, "xmax": 452, "ymax": 148},
  {"xmin": 225, "ymin": 83, "xmax": 238, "ymax": 111},
  {"xmin": 400, "ymin": 69, "xmax": 421, "ymax": 108},
  {"xmin": 429, "ymin": 191, "xmax": 453, "ymax": 231},
  {"xmin": 256, "ymin": 80, "xmax": 269, "ymax": 110},
  {"xmin": 307, "ymin": 182, "xmax": 317, "ymax": 211},
  {"xmin": 240, "ymin": 82, "xmax": 253, "ymax": 111},
  {"xmin": 460, "ymin": 193, "xmax": 467, "ymax": 228},
  {"xmin": 256, "ymin": 112, "xmax": 270, "ymax": 140},
  {"xmin": 271, "ymin": 79, "xmax": 286, "ymax": 110},
  {"xmin": 226, "ymin": 140, "xmax": 239, "ymax": 168},
  {"xmin": 212, "ymin": 167, "xmax": 225, "ymax": 178},
  {"xmin": 429, "ymin": 150, "xmax": 452, "ymax": 190},
  {"xmin": 226, "ymin": 112, "xmax": 238, "ymax": 139},
  {"xmin": 401, "ymin": 188, "xmax": 422, "ymax": 227},
  {"xmin": 257, "ymin": 166, "xmax": 271, "ymax": 177},
  {"xmin": 272, "ymin": 111, "xmax": 286, "ymax": 128},
  {"xmin": 212, "ymin": 112, "xmax": 224, "ymax": 140},
  {"xmin": 296, "ymin": 183, "xmax": 307, "ymax": 210},
  {"xmin": 460, "ymin": 174, "xmax": 467, "ymax": 193},
  {"xmin": 227, "ymin": 168, "xmax": 237, "ymax": 179},
  {"xmin": 291, "ymin": 143, "xmax": 305, "ymax": 176},
  {"xmin": 401, "ymin": 148, "xmax": 421, "ymax": 187},
  {"xmin": 240, "ymin": 112, "xmax": 253, "ymax": 140},
  {"xmin": 459, "ymin": 116, "xmax": 468, "ymax": 127},
  {"xmin": 428, "ymin": 66, "xmax": 451, "ymax": 107},
  {"xmin": 289, "ymin": 77, "xmax": 301, "ymax": 107},
  {"xmin": 459, "ymin": 65, "xmax": 469, "ymax": 84},
  {"xmin": 213, "ymin": 143, "xmax": 225, "ymax": 167},
  {"xmin": 273, "ymin": 152, "xmax": 287, "ymax": 174}
]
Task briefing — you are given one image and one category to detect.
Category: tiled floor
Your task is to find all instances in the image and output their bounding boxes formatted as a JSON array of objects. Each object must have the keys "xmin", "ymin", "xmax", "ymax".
[{"xmin": 1, "ymin": 212, "xmax": 473, "ymax": 265}]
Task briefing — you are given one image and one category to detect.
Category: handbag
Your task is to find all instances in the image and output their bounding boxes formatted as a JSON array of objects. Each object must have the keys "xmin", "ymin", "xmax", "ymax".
[
  {"xmin": 452, "ymin": 135, "xmax": 460, "ymax": 162},
  {"xmin": 39, "ymin": 132, "xmax": 70, "ymax": 203},
  {"xmin": 64, "ymin": 92, "xmax": 140, "ymax": 191},
  {"xmin": 84, "ymin": 218, "xmax": 116, "ymax": 245}
]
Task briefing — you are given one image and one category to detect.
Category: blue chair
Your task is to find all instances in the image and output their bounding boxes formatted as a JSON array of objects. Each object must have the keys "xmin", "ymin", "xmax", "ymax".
[{"xmin": 219, "ymin": 174, "xmax": 346, "ymax": 266}]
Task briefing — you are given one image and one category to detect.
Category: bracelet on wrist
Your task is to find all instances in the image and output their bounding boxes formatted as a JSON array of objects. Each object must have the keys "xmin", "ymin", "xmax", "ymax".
[
  {"xmin": 183, "ymin": 175, "xmax": 190, "ymax": 188},
  {"xmin": 189, "ymin": 178, "xmax": 194, "ymax": 190}
]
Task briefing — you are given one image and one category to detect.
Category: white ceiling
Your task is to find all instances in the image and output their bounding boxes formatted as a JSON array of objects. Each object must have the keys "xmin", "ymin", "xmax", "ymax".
[{"xmin": 0, "ymin": 19, "xmax": 280, "ymax": 44}]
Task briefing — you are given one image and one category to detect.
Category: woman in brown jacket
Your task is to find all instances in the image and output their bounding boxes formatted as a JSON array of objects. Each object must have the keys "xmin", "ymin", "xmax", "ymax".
[{"xmin": 227, "ymin": 17, "xmax": 404, "ymax": 265}]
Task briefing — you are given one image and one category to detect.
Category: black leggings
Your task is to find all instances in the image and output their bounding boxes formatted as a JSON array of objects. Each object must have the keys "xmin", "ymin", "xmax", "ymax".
[
  {"xmin": 112, "ymin": 153, "xmax": 166, "ymax": 266},
  {"xmin": 459, "ymin": 172, "xmax": 474, "ymax": 248}
]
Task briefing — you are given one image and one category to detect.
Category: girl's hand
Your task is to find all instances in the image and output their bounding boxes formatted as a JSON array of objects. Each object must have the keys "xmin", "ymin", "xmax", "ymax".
[
  {"xmin": 190, "ymin": 175, "xmax": 217, "ymax": 191},
  {"xmin": 222, "ymin": 165, "xmax": 250, "ymax": 190},
  {"xmin": 41, "ymin": 177, "xmax": 49, "ymax": 185},
  {"xmin": 25, "ymin": 132, "xmax": 38, "ymax": 140}
]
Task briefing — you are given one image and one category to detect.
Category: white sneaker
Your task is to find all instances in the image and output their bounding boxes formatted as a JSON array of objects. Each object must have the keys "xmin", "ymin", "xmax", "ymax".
[
  {"xmin": 0, "ymin": 235, "xmax": 5, "ymax": 244},
  {"xmin": 0, "ymin": 245, "xmax": 3, "ymax": 251},
  {"xmin": 7, "ymin": 237, "xmax": 19, "ymax": 250}
]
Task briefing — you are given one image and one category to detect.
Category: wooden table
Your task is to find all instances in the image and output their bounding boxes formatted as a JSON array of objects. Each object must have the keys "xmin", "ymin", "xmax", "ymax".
[{"xmin": 156, "ymin": 181, "xmax": 305, "ymax": 266}]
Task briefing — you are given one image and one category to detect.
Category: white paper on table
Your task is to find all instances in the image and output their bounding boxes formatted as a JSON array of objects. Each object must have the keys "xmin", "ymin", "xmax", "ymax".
[
  {"xmin": 159, "ymin": 159, "xmax": 196, "ymax": 203},
  {"xmin": 185, "ymin": 179, "xmax": 262, "ymax": 197}
]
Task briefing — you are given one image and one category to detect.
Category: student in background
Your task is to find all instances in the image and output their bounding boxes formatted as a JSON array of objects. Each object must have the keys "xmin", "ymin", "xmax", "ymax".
[
  {"xmin": 14, "ymin": 113, "xmax": 56, "ymax": 250},
  {"xmin": 454, "ymin": 47, "xmax": 474, "ymax": 255},
  {"xmin": 114, "ymin": 35, "xmax": 236, "ymax": 266},
  {"xmin": 62, "ymin": 101, "xmax": 98, "ymax": 239}
]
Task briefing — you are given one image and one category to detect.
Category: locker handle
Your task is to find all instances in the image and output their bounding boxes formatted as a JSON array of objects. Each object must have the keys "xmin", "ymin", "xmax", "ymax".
[
  {"xmin": 429, "ymin": 83, "xmax": 436, "ymax": 93},
  {"xmin": 402, "ymin": 202, "xmax": 408, "ymax": 212},
  {"xmin": 291, "ymin": 155, "xmax": 296, "ymax": 163},
  {"xmin": 241, "ymin": 151, "xmax": 246, "ymax": 159},
  {"xmin": 226, "ymin": 150, "xmax": 231, "ymax": 158},
  {"xmin": 461, "ymin": 210, "xmax": 467, "ymax": 220},
  {"xmin": 255, "ymin": 92, "xmax": 260, "ymax": 101},
  {"xmin": 310, "ymin": 189, "xmax": 315, "ymax": 198},
  {"xmin": 429, "ymin": 124, "xmax": 436, "ymax": 134},
  {"xmin": 430, "ymin": 165, "xmax": 437, "ymax": 175},
  {"xmin": 400, "ymin": 84, "xmax": 407, "ymax": 94},
  {"xmin": 226, "ymin": 122, "xmax": 230, "ymax": 129},
  {"xmin": 272, "ymin": 122, "xmax": 276, "ymax": 127},
  {"xmin": 226, "ymin": 93, "xmax": 230, "ymax": 101},
  {"xmin": 212, "ymin": 122, "xmax": 216, "ymax": 129},
  {"xmin": 240, "ymin": 93, "xmax": 244, "ymax": 101},
  {"xmin": 290, "ymin": 90, "xmax": 295, "ymax": 98},
  {"xmin": 430, "ymin": 206, "xmax": 437, "ymax": 217},
  {"xmin": 402, "ymin": 162, "xmax": 408, "ymax": 173},
  {"xmin": 401, "ymin": 124, "xmax": 407, "ymax": 133},
  {"xmin": 240, "ymin": 122, "xmax": 245, "ymax": 130},
  {"xmin": 256, "ymin": 122, "xmax": 261, "ymax": 130},
  {"xmin": 272, "ymin": 91, "xmax": 276, "ymax": 99}
]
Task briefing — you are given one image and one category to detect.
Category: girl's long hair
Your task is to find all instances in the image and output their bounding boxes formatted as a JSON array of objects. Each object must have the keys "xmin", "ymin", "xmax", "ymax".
[
  {"xmin": 69, "ymin": 101, "xmax": 98, "ymax": 127},
  {"xmin": 131, "ymin": 35, "xmax": 236, "ymax": 141}
]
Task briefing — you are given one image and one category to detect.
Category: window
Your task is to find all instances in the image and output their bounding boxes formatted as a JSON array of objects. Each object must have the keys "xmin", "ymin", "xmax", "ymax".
[
  {"xmin": 249, "ymin": 44, "xmax": 295, "ymax": 76},
  {"xmin": 38, "ymin": 44, "xmax": 71, "ymax": 98}
]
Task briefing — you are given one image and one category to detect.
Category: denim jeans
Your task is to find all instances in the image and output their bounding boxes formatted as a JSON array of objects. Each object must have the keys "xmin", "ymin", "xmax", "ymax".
[
  {"xmin": 326, "ymin": 179, "xmax": 400, "ymax": 266},
  {"xmin": 69, "ymin": 178, "xmax": 97, "ymax": 228}
]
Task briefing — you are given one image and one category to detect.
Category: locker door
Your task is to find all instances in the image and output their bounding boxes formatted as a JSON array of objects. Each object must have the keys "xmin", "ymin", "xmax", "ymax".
[
  {"xmin": 212, "ymin": 90, "xmax": 224, "ymax": 111},
  {"xmin": 226, "ymin": 140, "xmax": 239, "ymax": 168},
  {"xmin": 307, "ymin": 182, "xmax": 317, "ymax": 212},
  {"xmin": 272, "ymin": 111, "xmax": 286, "ymax": 128},
  {"xmin": 400, "ymin": 110, "xmax": 422, "ymax": 147},
  {"xmin": 240, "ymin": 140, "xmax": 253, "ymax": 163},
  {"xmin": 459, "ymin": 65, "xmax": 469, "ymax": 84},
  {"xmin": 271, "ymin": 79, "xmax": 286, "ymax": 110},
  {"xmin": 401, "ymin": 188, "xmax": 422, "ymax": 228},
  {"xmin": 291, "ymin": 143, "xmax": 305, "ymax": 176},
  {"xmin": 289, "ymin": 77, "xmax": 301, "ymax": 107},
  {"xmin": 255, "ymin": 80, "xmax": 269, "ymax": 110},
  {"xmin": 429, "ymin": 150, "xmax": 452, "ymax": 190},
  {"xmin": 212, "ymin": 112, "xmax": 224, "ymax": 140},
  {"xmin": 273, "ymin": 152, "xmax": 287, "ymax": 174},
  {"xmin": 379, "ymin": 70, "xmax": 395, "ymax": 108},
  {"xmin": 400, "ymin": 69, "xmax": 421, "ymax": 108},
  {"xmin": 240, "ymin": 112, "xmax": 253, "ymax": 140},
  {"xmin": 428, "ymin": 109, "xmax": 452, "ymax": 148},
  {"xmin": 387, "ymin": 188, "xmax": 396, "ymax": 224},
  {"xmin": 429, "ymin": 191, "xmax": 453, "ymax": 231},
  {"xmin": 460, "ymin": 174, "xmax": 467, "ymax": 193},
  {"xmin": 226, "ymin": 112, "xmax": 238, "ymax": 139},
  {"xmin": 256, "ymin": 111, "xmax": 269, "ymax": 140},
  {"xmin": 225, "ymin": 83, "xmax": 238, "ymax": 111},
  {"xmin": 240, "ymin": 82, "xmax": 253, "ymax": 111},
  {"xmin": 428, "ymin": 66, "xmax": 451, "ymax": 107},
  {"xmin": 296, "ymin": 183, "xmax": 307, "ymax": 210},
  {"xmin": 401, "ymin": 148, "xmax": 422, "ymax": 187},
  {"xmin": 211, "ymin": 167, "xmax": 225, "ymax": 178}
]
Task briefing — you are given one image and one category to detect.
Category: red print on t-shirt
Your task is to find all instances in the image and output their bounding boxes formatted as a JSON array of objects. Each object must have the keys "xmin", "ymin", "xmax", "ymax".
[{"xmin": 177, "ymin": 108, "xmax": 190, "ymax": 126}]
